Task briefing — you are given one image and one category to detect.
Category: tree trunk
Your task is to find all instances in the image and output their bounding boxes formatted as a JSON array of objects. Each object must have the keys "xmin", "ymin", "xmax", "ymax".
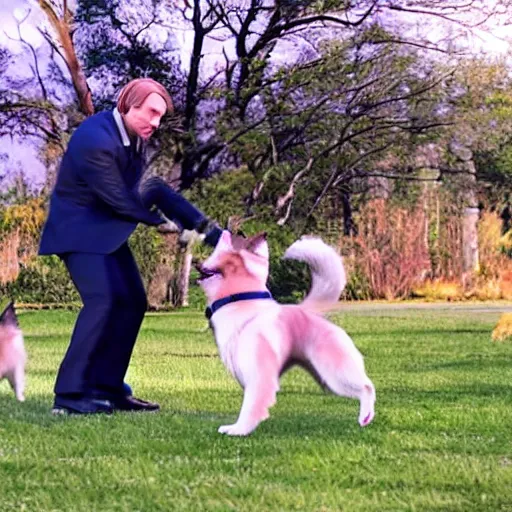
[
  {"xmin": 39, "ymin": 0, "xmax": 94, "ymax": 116},
  {"xmin": 450, "ymin": 143, "xmax": 479, "ymax": 287},
  {"xmin": 462, "ymin": 206, "xmax": 480, "ymax": 278},
  {"xmin": 176, "ymin": 248, "xmax": 193, "ymax": 307},
  {"xmin": 169, "ymin": 244, "xmax": 193, "ymax": 308},
  {"xmin": 341, "ymin": 189, "xmax": 357, "ymax": 236}
]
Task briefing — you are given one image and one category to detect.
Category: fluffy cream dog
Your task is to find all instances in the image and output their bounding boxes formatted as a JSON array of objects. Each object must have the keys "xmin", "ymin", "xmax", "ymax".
[
  {"xmin": 197, "ymin": 231, "xmax": 375, "ymax": 436},
  {"xmin": 0, "ymin": 302, "xmax": 26, "ymax": 401}
]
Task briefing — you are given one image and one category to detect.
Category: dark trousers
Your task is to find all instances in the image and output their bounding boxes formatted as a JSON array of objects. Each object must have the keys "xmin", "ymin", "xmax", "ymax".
[
  {"xmin": 55, "ymin": 178, "xmax": 213, "ymax": 399},
  {"xmin": 56, "ymin": 244, "xmax": 146, "ymax": 398}
]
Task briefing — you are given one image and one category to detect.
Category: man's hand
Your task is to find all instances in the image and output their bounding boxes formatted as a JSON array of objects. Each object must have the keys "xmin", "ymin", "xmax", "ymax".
[
  {"xmin": 156, "ymin": 214, "xmax": 205, "ymax": 247},
  {"xmin": 178, "ymin": 229, "xmax": 205, "ymax": 247},
  {"xmin": 156, "ymin": 218, "xmax": 181, "ymax": 234}
]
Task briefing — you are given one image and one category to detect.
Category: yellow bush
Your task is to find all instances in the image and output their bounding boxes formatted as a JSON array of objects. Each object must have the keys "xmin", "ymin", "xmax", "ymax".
[
  {"xmin": 492, "ymin": 313, "xmax": 512, "ymax": 342},
  {"xmin": 413, "ymin": 280, "xmax": 463, "ymax": 301},
  {"xmin": 477, "ymin": 211, "xmax": 509, "ymax": 280},
  {"xmin": 0, "ymin": 198, "xmax": 47, "ymax": 239},
  {"xmin": 0, "ymin": 198, "xmax": 47, "ymax": 284}
]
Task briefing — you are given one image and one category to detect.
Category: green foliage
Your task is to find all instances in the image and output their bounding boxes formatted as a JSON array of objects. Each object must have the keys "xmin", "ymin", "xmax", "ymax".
[
  {"xmin": 247, "ymin": 220, "xmax": 311, "ymax": 303},
  {"xmin": 342, "ymin": 266, "xmax": 373, "ymax": 301},
  {"xmin": 185, "ymin": 276, "xmax": 208, "ymax": 311},
  {"xmin": 215, "ymin": 25, "xmax": 451, "ymax": 227},
  {"xmin": 445, "ymin": 59, "xmax": 512, "ymax": 209},
  {"xmin": 0, "ymin": 256, "xmax": 80, "ymax": 306},
  {"xmin": 475, "ymin": 145, "xmax": 512, "ymax": 197},
  {"xmin": 185, "ymin": 168, "xmax": 312, "ymax": 302},
  {"xmin": 0, "ymin": 220, "xmax": 165, "ymax": 306},
  {"xmin": 0, "ymin": 198, "xmax": 46, "ymax": 240},
  {"xmin": 389, "ymin": 178, "xmax": 424, "ymax": 209},
  {"xmin": 128, "ymin": 224, "xmax": 165, "ymax": 288},
  {"xmin": 0, "ymin": 295, "xmax": 11, "ymax": 313},
  {"xmin": 185, "ymin": 167, "xmax": 256, "ymax": 226}
]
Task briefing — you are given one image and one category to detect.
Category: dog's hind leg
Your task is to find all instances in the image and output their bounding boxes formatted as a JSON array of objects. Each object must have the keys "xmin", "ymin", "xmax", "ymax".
[
  {"xmin": 219, "ymin": 338, "xmax": 280, "ymax": 436},
  {"xmin": 7, "ymin": 363, "xmax": 25, "ymax": 402},
  {"xmin": 305, "ymin": 330, "xmax": 375, "ymax": 427}
]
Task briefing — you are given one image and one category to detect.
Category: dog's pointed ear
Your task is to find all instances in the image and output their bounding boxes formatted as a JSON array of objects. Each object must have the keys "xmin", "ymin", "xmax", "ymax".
[
  {"xmin": 233, "ymin": 229, "xmax": 254, "ymax": 250},
  {"xmin": 246, "ymin": 232, "xmax": 268, "ymax": 254},
  {"xmin": 0, "ymin": 302, "xmax": 18, "ymax": 328},
  {"xmin": 218, "ymin": 229, "xmax": 233, "ymax": 247}
]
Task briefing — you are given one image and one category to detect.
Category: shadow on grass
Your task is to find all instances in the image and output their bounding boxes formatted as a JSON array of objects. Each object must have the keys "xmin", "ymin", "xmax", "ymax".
[
  {"xmin": 22, "ymin": 333, "xmax": 70, "ymax": 340},
  {"xmin": 377, "ymin": 383, "xmax": 512, "ymax": 406},
  {"xmin": 161, "ymin": 351, "xmax": 219, "ymax": 358},
  {"xmin": 3, "ymin": 379, "xmax": 511, "ymax": 441},
  {"xmin": 142, "ymin": 327, "xmax": 208, "ymax": 337},
  {"xmin": 351, "ymin": 328, "xmax": 493, "ymax": 338},
  {"xmin": 406, "ymin": 357, "xmax": 512, "ymax": 372}
]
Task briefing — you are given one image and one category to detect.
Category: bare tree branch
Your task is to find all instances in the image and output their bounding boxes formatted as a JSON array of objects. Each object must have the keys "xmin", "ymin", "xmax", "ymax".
[{"xmin": 4, "ymin": 11, "xmax": 48, "ymax": 100}]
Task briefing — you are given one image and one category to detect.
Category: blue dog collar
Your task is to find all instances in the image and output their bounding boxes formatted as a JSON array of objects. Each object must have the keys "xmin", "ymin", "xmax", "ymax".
[{"xmin": 205, "ymin": 291, "xmax": 273, "ymax": 320}]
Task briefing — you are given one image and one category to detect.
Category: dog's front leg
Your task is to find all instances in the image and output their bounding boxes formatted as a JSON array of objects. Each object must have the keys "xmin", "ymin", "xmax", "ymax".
[
  {"xmin": 7, "ymin": 363, "xmax": 25, "ymax": 402},
  {"xmin": 218, "ymin": 377, "xmax": 278, "ymax": 436}
]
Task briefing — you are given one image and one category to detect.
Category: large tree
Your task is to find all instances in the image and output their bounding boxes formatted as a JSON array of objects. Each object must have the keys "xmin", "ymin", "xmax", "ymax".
[{"xmin": 3, "ymin": 0, "xmax": 510, "ymax": 214}]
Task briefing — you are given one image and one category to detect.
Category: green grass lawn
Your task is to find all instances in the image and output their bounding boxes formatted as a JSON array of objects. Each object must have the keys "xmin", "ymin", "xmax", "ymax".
[{"xmin": 1, "ymin": 306, "xmax": 511, "ymax": 511}]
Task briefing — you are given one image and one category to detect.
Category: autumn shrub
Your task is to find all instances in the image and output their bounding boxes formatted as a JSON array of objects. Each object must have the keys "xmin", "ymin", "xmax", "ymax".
[
  {"xmin": 469, "ymin": 210, "xmax": 512, "ymax": 300},
  {"xmin": 412, "ymin": 279, "xmax": 463, "ymax": 301},
  {"xmin": 0, "ymin": 198, "xmax": 47, "ymax": 285},
  {"xmin": 0, "ymin": 198, "xmax": 170, "ymax": 307},
  {"xmin": 430, "ymin": 214, "xmax": 464, "ymax": 281},
  {"xmin": 0, "ymin": 231, "xmax": 21, "ymax": 285},
  {"xmin": 349, "ymin": 199, "xmax": 431, "ymax": 300}
]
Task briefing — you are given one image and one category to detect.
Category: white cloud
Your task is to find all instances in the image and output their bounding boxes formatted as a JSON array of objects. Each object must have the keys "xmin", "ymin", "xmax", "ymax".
[
  {"xmin": 0, "ymin": 0, "xmax": 45, "ymax": 53},
  {"xmin": 0, "ymin": 137, "xmax": 46, "ymax": 193}
]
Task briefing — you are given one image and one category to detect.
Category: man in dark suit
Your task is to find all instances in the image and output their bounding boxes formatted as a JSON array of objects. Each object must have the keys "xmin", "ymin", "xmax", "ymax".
[{"xmin": 39, "ymin": 78, "xmax": 221, "ymax": 415}]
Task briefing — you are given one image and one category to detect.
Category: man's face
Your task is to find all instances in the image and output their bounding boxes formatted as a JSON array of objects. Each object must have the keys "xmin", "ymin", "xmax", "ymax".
[{"xmin": 124, "ymin": 92, "xmax": 168, "ymax": 140}]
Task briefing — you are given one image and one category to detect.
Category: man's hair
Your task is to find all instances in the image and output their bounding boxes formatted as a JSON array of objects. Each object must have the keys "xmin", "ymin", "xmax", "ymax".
[{"xmin": 116, "ymin": 78, "xmax": 173, "ymax": 114}]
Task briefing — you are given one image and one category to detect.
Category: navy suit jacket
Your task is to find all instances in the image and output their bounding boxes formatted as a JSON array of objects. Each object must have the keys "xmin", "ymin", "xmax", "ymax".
[{"xmin": 39, "ymin": 110, "xmax": 163, "ymax": 255}]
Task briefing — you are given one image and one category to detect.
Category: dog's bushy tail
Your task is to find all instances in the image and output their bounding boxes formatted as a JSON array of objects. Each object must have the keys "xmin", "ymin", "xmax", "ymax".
[{"xmin": 283, "ymin": 236, "xmax": 346, "ymax": 311}]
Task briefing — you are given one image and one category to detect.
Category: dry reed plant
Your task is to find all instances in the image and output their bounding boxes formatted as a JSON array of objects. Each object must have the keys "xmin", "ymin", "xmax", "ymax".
[
  {"xmin": 0, "ymin": 199, "xmax": 46, "ymax": 286},
  {"xmin": 435, "ymin": 215, "xmax": 463, "ymax": 281},
  {"xmin": 472, "ymin": 211, "xmax": 512, "ymax": 300},
  {"xmin": 352, "ymin": 199, "xmax": 431, "ymax": 300},
  {"xmin": 0, "ymin": 230, "xmax": 21, "ymax": 285}
]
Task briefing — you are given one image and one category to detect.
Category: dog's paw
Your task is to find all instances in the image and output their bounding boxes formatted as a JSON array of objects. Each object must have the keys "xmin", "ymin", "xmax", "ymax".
[
  {"xmin": 16, "ymin": 395, "xmax": 25, "ymax": 402},
  {"xmin": 359, "ymin": 410, "xmax": 374, "ymax": 427},
  {"xmin": 218, "ymin": 423, "xmax": 253, "ymax": 436}
]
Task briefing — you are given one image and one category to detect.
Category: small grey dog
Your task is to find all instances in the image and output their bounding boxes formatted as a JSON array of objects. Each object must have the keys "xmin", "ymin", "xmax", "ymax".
[{"xmin": 0, "ymin": 302, "xmax": 26, "ymax": 401}]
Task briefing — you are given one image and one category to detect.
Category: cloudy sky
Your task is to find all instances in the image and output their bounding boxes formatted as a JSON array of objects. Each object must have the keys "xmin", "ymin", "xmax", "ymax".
[
  {"xmin": 0, "ymin": 0, "xmax": 45, "ymax": 50},
  {"xmin": 0, "ymin": 1, "xmax": 48, "ymax": 191}
]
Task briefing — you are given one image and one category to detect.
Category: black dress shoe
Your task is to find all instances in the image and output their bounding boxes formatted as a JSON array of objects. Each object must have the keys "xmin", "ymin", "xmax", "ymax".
[
  {"xmin": 111, "ymin": 395, "xmax": 160, "ymax": 412},
  {"xmin": 52, "ymin": 396, "xmax": 114, "ymax": 415}
]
